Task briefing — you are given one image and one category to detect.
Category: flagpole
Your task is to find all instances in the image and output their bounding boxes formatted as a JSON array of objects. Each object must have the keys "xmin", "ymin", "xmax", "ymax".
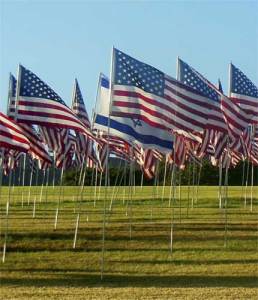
[
  {"xmin": 250, "ymin": 126, "xmax": 254, "ymax": 212},
  {"xmin": 21, "ymin": 154, "xmax": 26, "ymax": 207},
  {"xmin": 2, "ymin": 168, "xmax": 13, "ymax": 263},
  {"xmin": 73, "ymin": 160, "xmax": 87, "ymax": 248},
  {"xmin": 218, "ymin": 157, "xmax": 223, "ymax": 209},
  {"xmin": 0, "ymin": 152, "xmax": 4, "ymax": 213},
  {"xmin": 241, "ymin": 159, "xmax": 246, "ymax": 204},
  {"xmin": 54, "ymin": 165, "xmax": 64, "ymax": 230},
  {"xmin": 101, "ymin": 46, "xmax": 115, "ymax": 280},
  {"xmin": 161, "ymin": 155, "xmax": 168, "ymax": 203},
  {"xmin": 186, "ymin": 159, "xmax": 191, "ymax": 217},
  {"xmin": 244, "ymin": 159, "xmax": 250, "ymax": 208},
  {"xmin": 109, "ymin": 158, "xmax": 122, "ymax": 211},
  {"xmin": 27, "ymin": 161, "xmax": 34, "ymax": 205},
  {"xmin": 250, "ymin": 161, "xmax": 254, "ymax": 212}
]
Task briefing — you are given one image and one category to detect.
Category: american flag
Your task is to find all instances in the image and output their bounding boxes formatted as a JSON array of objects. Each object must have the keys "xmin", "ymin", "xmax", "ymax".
[
  {"xmin": 177, "ymin": 58, "xmax": 252, "ymax": 160},
  {"xmin": 15, "ymin": 65, "xmax": 93, "ymax": 138},
  {"xmin": 39, "ymin": 126, "xmax": 64, "ymax": 154},
  {"xmin": 230, "ymin": 63, "xmax": 258, "ymax": 124},
  {"xmin": 8, "ymin": 74, "xmax": 52, "ymax": 168},
  {"xmin": 177, "ymin": 58, "xmax": 228, "ymax": 159},
  {"xmin": 55, "ymin": 132, "xmax": 77, "ymax": 169},
  {"xmin": 110, "ymin": 49, "xmax": 210, "ymax": 139},
  {"xmin": 0, "ymin": 112, "xmax": 30, "ymax": 153},
  {"xmin": 173, "ymin": 133, "xmax": 187, "ymax": 169},
  {"xmin": 0, "ymin": 149, "xmax": 23, "ymax": 175},
  {"xmin": 142, "ymin": 149, "xmax": 163, "ymax": 179},
  {"xmin": 71, "ymin": 79, "xmax": 95, "ymax": 162},
  {"xmin": 178, "ymin": 58, "xmax": 227, "ymax": 134},
  {"xmin": 72, "ymin": 79, "xmax": 91, "ymax": 129}
]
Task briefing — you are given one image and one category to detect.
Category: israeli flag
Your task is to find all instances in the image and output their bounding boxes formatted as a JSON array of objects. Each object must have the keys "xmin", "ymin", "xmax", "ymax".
[{"xmin": 93, "ymin": 73, "xmax": 173, "ymax": 153}]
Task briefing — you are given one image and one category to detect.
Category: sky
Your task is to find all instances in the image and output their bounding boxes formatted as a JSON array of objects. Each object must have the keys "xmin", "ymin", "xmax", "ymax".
[{"xmin": 0, "ymin": 0, "xmax": 257, "ymax": 116}]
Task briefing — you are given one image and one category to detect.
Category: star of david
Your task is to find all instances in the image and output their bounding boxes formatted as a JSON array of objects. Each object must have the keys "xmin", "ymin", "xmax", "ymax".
[{"xmin": 131, "ymin": 118, "xmax": 142, "ymax": 128}]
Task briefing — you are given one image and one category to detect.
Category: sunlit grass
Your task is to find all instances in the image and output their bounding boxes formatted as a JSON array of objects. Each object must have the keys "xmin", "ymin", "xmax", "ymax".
[{"xmin": 0, "ymin": 186, "xmax": 258, "ymax": 299}]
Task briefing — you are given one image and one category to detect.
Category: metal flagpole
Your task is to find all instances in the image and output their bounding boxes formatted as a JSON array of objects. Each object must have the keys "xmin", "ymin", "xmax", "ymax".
[
  {"xmin": 2, "ymin": 168, "xmax": 13, "ymax": 263},
  {"xmin": 54, "ymin": 165, "xmax": 64, "ymax": 230},
  {"xmin": 52, "ymin": 151, "xmax": 56, "ymax": 188},
  {"xmin": 97, "ymin": 170, "xmax": 103, "ymax": 205},
  {"xmin": 140, "ymin": 171, "xmax": 144, "ymax": 190},
  {"xmin": 21, "ymin": 154, "xmax": 26, "ymax": 208},
  {"xmin": 244, "ymin": 159, "xmax": 250, "ymax": 208},
  {"xmin": 73, "ymin": 160, "xmax": 87, "ymax": 248},
  {"xmin": 27, "ymin": 160, "xmax": 34, "ymax": 205},
  {"xmin": 250, "ymin": 160, "xmax": 254, "ymax": 212},
  {"xmin": 128, "ymin": 149, "xmax": 134, "ymax": 239},
  {"xmin": 32, "ymin": 162, "xmax": 39, "ymax": 218},
  {"xmin": 218, "ymin": 157, "xmax": 223, "ymax": 209},
  {"xmin": 196, "ymin": 159, "xmax": 202, "ymax": 205},
  {"xmin": 170, "ymin": 163, "xmax": 177, "ymax": 254},
  {"xmin": 109, "ymin": 158, "xmax": 123, "ymax": 211},
  {"xmin": 224, "ymin": 153, "xmax": 229, "ymax": 248},
  {"xmin": 178, "ymin": 168, "xmax": 182, "ymax": 224},
  {"xmin": 170, "ymin": 56, "xmax": 180, "ymax": 248},
  {"xmin": 122, "ymin": 161, "xmax": 127, "ymax": 205},
  {"xmin": 151, "ymin": 160, "xmax": 159, "ymax": 221},
  {"xmin": 187, "ymin": 159, "xmax": 191, "ymax": 217},
  {"xmin": 250, "ymin": 125, "xmax": 254, "ymax": 212},
  {"xmin": 168, "ymin": 164, "xmax": 176, "ymax": 207},
  {"xmin": 93, "ymin": 163, "xmax": 98, "ymax": 206},
  {"xmin": 191, "ymin": 159, "xmax": 196, "ymax": 209},
  {"xmin": 241, "ymin": 159, "xmax": 246, "ymax": 203},
  {"xmin": 0, "ymin": 152, "xmax": 4, "ymax": 214},
  {"xmin": 39, "ymin": 169, "xmax": 46, "ymax": 203},
  {"xmin": 45, "ymin": 167, "xmax": 50, "ymax": 203},
  {"xmin": 161, "ymin": 155, "xmax": 168, "ymax": 203},
  {"xmin": 101, "ymin": 47, "xmax": 115, "ymax": 280}
]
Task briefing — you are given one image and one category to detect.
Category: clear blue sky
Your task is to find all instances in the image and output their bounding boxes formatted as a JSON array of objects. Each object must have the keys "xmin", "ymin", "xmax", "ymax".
[{"xmin": 0, "ymin": 0, "xmax": 257, "ymax": 115}]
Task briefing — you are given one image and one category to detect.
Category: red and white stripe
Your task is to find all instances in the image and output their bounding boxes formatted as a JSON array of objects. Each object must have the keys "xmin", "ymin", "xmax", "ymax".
[
  {"xmin": 16, "ymin": 96, "xmax": 93, "ymax": 139},
  {"xmin": 0, "ymin": 112, "xmax": 30, "ymax": 153},
  {"xmin": 111, "ymin": 76, "xmax": 211, "ymax": 137}
]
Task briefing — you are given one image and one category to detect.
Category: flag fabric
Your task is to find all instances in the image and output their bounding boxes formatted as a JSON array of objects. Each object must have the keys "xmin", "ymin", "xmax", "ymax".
[
  {"xmin": 110, "ymin": 49, "xmax": 214, "ymax": 141},
  {"xmin": 177, "ymin": 59, "xmax": 227, "ymax": 160},
  {"xmin": 8, "ymin": 74, "xmax": 52, "ymax": 168},
  {"xmin": 177, "ymin": 58, "xmax": 253, "ymax": 159},
  {"xmin": 142, "ymin": 149, "xmax": 163, "ymax": 179},
  {"xmin": 0, "ymin": 149, "xmax": 23, "ymax": 175},
  {"xmin": 39, "ymin": 126, "xmax": 64, "ymax": 154},
  {"xmin": 177, "ymin": 58, "xmax": 227, "ymax": 134},
  {"xmin": 0, "ymin": 112, "xmax": 30, "ymax": 153},
  {"xmin": 218, "ymin": 79, "xmax": 223, "ymax": 94},
  {"xmin": 71, "ymin": 79, "xmax": 91, "ymax": 129},
  {"xmin": 71, "ymin": 79, "xmax": 96, "ymax": 163},
  {"xmin": 229, "ymin": 63, "xmax": 258, "ymax": 124},
  {"xmin": 94, "ymin": 72, "xmax": 173, "ymax": 153},
  {"xmin": 15, "ymin": 65, "xmax": 93, "ymax": 138}
]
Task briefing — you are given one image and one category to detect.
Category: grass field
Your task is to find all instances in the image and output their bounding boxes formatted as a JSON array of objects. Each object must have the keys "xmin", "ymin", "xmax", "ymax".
[{"xmin": 0, "ymin": 185, "xmax": 257, "ymax": 299}]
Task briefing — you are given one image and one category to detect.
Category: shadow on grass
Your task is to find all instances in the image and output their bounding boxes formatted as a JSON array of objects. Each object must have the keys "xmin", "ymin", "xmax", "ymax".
[{"xmin": 0, "ymin": 273, "xmax": 257, "ymax": 288}]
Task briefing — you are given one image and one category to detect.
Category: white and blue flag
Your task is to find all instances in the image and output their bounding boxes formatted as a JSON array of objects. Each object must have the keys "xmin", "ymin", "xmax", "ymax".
[{"xmin": 93, "ymin": 73, "xmax": 173, "ymax": 153}]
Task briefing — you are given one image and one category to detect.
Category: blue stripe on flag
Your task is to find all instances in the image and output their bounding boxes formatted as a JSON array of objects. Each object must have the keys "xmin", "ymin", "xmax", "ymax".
[
  {"xmin": 101, "ymin": 77, "xmax": 109, "ymax": 89},
  {"xmin": 95, "ymin": 114, "xmax": 173, "ymax": 149}
]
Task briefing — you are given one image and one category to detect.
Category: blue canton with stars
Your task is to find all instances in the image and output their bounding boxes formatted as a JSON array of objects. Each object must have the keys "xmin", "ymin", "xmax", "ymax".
[
  {"xmin": 114, "ymin": 48, "xmax": 165, "ymax": 97},
  {"xmin": 231, "ymin": 64, "xmax": 258, "ymax": 98},
  {"xmin": 20, "ymin": 65, "xmax": 66, "ymax": 105},
  {"xmin": 178, "ymin": 58, "xmax": 219, "ymax": 102},
  {"xmin": 75, "ymin": 79, "xmax": 84, "ymax": 104},
  {"xmin": 10, "ymin": 74, "xmax": 17, "ymax": 97}
]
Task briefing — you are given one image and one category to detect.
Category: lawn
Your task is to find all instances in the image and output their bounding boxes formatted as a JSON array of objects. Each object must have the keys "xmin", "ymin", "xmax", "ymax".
[{"xmin": 0, "ymin": 186, "xmax": 257, "ymax": 299}]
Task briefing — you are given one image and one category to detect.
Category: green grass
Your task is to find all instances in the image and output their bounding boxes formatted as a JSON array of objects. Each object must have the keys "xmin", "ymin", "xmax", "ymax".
[{"xmin": 0, "ymin": 186, "xmax": 258, "ymax": 299}]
